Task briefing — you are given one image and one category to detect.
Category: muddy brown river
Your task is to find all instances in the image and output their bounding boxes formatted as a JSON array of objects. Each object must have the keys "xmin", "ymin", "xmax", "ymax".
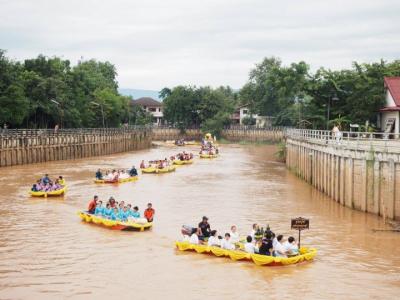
[{"xmin": 0, "ymin": 144, "xmax": 399, "ymax": 299}]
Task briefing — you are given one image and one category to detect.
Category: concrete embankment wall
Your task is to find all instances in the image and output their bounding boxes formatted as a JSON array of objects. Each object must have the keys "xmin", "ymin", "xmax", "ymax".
[
  {"xmin": 152, "ymin": 127, "xmax": 284, "ymax": 142},
  {"xmin": 152, "ymin": 128, "xmax": 202, "ymax": 141},
  {"xmin": 221, "ymin": 128, "xmax": 284, "ymax": 142},
  {"xmin": 286, "ymin": 138, "xmax": 400, "ymax": 221},
  {"xmin": 0, "ymin": 129, "xmax": 151, "ymax": 167}
]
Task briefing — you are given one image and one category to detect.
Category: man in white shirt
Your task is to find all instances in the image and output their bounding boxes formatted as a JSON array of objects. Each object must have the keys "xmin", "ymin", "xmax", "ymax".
[
  {"xmin": 283, "ymin": 236, "xmax": 299, "ymax": 255},
  {"xmin": 207, "ymin": 230, "xmax": 220, "ymax": 247},
  {"xmin": 274, "ymin": 235, "xmax": 287, "ymax": 257},
  {"xmin": 189, "ymin": 228, "xmax": 202, "ymax": 244},
  {"xmin": 189, "ymin": 233, "xmax": 199, "ymax": 244},
  {"xmin": 230, "ymin": 225, "xmax": 240, "ymax": 243},
  {"xmin": 220, "ymin": 233, "xmax": 235, "ymax": 250},
  {"xmin": 244, "ymin": 236, "xmax": 259, "ymax": 254}
]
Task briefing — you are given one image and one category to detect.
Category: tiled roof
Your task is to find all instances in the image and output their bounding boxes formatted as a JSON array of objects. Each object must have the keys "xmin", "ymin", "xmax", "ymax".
[
  {"xmin": 131, "ymin": 97, "xmax": 162, "ymax": 107},
  {"xmin": 384, "ymin": 77, "xmax": 400, "ymax": 106}
]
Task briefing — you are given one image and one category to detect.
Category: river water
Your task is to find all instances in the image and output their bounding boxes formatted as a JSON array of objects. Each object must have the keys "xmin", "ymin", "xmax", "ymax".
[{"xmin": 0, "ymin": 144, "xmax": 399, "ymax": 300}]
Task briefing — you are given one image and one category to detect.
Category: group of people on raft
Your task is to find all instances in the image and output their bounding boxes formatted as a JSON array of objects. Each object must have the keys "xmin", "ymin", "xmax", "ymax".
[
  {"xmin": 181, "ymin": 217, "xmax": 299, "ymax": 257},
  {"xmin": 140, "ymin": 158, "xmax": 172, "ymax": 169},
  {"xmin": 95, "ymin": 167, "xmax": 138, "ymax": 181},
  {"xmin": 199, "ymin": 144, "xmax": 219, "ymax": 156},
  {"xmin": 87, "ymin": 195, "xmax": 155, "ymax": 223},
  {"xmin": 31, "ymin": 174, "xmax": 65, "ymax": 192},
  {"xmin": 171, "ymin": 151, "xmax": 193, "ymax": 161}
]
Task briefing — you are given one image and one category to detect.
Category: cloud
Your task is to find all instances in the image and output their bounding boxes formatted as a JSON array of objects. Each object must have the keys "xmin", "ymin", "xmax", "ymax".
[{"xmin": 0, "ymin": 0, "xmax": 399, "ymax": 90}]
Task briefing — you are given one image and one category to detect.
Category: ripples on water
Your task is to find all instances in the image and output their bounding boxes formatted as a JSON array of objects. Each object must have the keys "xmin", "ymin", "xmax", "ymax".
[{"xmin": 0, "ymin": 144, "xmax": 399, "ymax": 299}]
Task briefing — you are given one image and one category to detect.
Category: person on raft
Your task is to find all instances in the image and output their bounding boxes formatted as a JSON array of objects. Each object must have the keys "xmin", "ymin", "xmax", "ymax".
[
  {"xmin": 87, "ymin": 195, "xmax": 98, "ymax": 214},
  {"xmin": 220, "ymin": 233, "xmax": 235, "ymax": 250},
  {"xmin": 283, "ymin": 236, "xmax": 299, "ymax": 256},
  {"xmin": 95, "ymin": 169, "xmax": 103, "ymax": 180},
  {"xmin": 129, "ymin": 166, "xmax": 138, "ymax": 177},
  {"xmin": 144, "ymin": 203, "xmax": 155, "ymax": 222},
  {"xmin": 244, "ymin": 236, "xmax": 259, "ymax": 254},
  {"xmin": 41, "ymin": 174, "xmax": 50, "ymax": 185},
  {"xmin": 198, "ymin": 216, "xmax": 211, "ymax": 238}
]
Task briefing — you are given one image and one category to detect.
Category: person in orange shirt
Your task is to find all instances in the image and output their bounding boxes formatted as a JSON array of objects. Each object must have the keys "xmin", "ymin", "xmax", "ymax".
[
  {"xmin": 144, "ymin": 203, "xmax": 155, "ymax": 222},
  {"xmin": 88, "ymin": 195, "xmax": 98, "ymax": 214}
]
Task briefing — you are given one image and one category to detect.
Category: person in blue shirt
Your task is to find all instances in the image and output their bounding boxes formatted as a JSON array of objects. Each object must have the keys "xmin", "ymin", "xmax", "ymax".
[
  {"xmin": 94, "ymin": 201, "xmax": 104, "ymax": 215},
  {"xmin": 129, "ymin": 166, "xmax": 138, "ymax": 177},
  {"xmin": 117, "ymin": 207, "xmax": 128, "ymax": 222},
  {"xmin": 131, "ymin": 206, "xmax": 140, "ymax": 218},
  {"xmin": 95, "ymin": 169, "xmax": 103, "ymax": 180},
  {"xmin": 41, "ymin": 174, "xmax": 50, "ymax": 185},
  {"xmin": 126, "ymin": 204, "xmax": 132, "ymax": 215},
  {"xmin": 102, "ymin": 203, "xmax": 112, "ymax": 218},
  {"xmin": 109, "ymin": 208, "xmax": 118, "ymax": 221}
]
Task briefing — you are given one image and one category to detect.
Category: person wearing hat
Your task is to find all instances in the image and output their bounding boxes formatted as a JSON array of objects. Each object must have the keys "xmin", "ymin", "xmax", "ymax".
[{"xmin": 198, "ymin": 216, "xmax": 211, "ymax": 239}]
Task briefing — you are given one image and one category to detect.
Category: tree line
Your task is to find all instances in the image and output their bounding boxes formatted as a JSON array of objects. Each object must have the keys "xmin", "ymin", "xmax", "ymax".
[
  {"xmin": 2, "ymin": 49, "xmax": 400, "ymax": 134},
  {"xmin": 0, "ymin": 50, "xmax": 152, "ymax": 129},
  {"xmin": 161, "ymin": 57, "xmax": 400, "ymax": 134}
]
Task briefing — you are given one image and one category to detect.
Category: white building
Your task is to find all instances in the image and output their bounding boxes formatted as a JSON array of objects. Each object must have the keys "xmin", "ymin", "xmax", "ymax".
[
  {"xmin": 230, "ymin": 104, "xmax": 258, "ymax": 124},
  {"xmin": 379, "ymin": 77, "xmax": 400, "ymax": 134},
  {"xmin": 231, "ymin": 104, "xmax": 273, "ymax": 127},
  {"xmin": 131, "ymin": 97, "xmax": 164, "ymax": 125}
]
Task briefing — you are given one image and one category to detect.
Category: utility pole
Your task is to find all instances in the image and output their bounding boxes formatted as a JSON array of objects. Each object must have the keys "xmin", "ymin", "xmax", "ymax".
[{"xmin": 91, "ymin": 101, "xmax": 105, "ymax": 128}]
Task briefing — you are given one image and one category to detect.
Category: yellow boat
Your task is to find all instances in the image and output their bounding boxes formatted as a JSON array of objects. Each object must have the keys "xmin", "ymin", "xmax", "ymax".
[
  {"xmin": 173, "ymin": 159, "xmax": 193, "ymax": 165},
  {"xmin": 29, "ymin": 185, "xmax": 67, "ymax": 198},
  {"xmin": 142, "ymin": 165, "xmax": 176, "ymax": 174},
  {"xmin": 94, "ymin": 176, "xmax": 138, "ymax": 184},
  {"xmin": 175, "ymin": 241, "xmax": 317, "ymax": 266},
  {"xmin": 156, "ymin": 165, "xmax": 176, "ymax": 173},
  {"xmin": 200, "ymin": 153, "xmax": 218, "ymax": 159},
  {"xmin": 78, "ymin": 211, "xmax": 153, "ymax": 231}
]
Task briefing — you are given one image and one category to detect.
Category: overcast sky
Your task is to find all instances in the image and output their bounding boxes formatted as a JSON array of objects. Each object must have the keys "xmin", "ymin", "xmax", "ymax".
[{"xmin": 1, "ymin": 0, "xmax": 399, "ymax": 90}]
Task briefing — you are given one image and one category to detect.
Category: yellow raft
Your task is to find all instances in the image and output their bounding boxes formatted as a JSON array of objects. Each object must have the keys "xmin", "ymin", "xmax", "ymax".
[
  {"xmin": 29, "ymin": 185, "xmax": 67, "ymax": 198},
  {"xmin": 175, "ymin": 241, "xmax": 317, "ymax": 266},
  {"xmin": 142, "ymin": 165, "xmax": 176, "ymax": 174},
  {"xmin": 200, "ymin": 154, "xmax": 218, "ymax": 159},
  {"xmin": 94, "ymin": 176, "xmax": 138, "ymax": 184},
  {"xmin": 78, "ymin": 211, "xmax": 153, "ymax": 231},
  {"xmin": 173, "ymin": 159, "xmax": 193, "ymax": 165}
]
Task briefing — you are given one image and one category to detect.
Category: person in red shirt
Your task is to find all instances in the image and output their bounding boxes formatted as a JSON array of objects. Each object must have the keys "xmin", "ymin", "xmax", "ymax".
[
  {"xmin": 88, "ymin": 195, "xmax": 98, "ymax": 214},
  {"xmin": 144, "ymin": 203, "xmax": 155, "ymax": 222}
]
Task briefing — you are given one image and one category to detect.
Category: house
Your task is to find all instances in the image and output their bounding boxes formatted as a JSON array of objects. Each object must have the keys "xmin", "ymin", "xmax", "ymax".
[
  {"xmin": 131, "ymin": 97, "xmax": 164, "ymax": 125},
  {"xmin": 230, "ymin": 104, "xmax": 258, "ymax": 125},
  {"xmin": 231, "ymin": 104, "xmax": 274, "ymax": 127},
  {"xmin": 379, "ymin": 77, "xmax": 400, "ymax": 134}
]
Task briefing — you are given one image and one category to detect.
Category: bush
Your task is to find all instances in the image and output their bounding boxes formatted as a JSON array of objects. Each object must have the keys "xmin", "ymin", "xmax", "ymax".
[{"xmin": 242, "ymin": 116, "xmax": 256, "ymax": 125}]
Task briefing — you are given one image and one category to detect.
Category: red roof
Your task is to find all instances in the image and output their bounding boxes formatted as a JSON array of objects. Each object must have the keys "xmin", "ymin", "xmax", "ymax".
[
  {"xmin": 384, "ymin": 77, "xmax": 400, "ymax": 106},
  {"xmin": 379, "ymin": 107, "xmax": 400, "ymax": 112}
]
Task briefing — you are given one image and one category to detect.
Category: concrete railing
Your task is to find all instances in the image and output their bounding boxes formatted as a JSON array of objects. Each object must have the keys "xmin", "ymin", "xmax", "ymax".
[{"xmin": 286, "ymin": 128, "xmax": 400, "ymax": 154}]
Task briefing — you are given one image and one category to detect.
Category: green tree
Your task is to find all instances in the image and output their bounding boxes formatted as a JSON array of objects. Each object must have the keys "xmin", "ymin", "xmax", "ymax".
[{"xmin": 0, "ymin": 50, "xmax": 29, "ymax": 126}]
